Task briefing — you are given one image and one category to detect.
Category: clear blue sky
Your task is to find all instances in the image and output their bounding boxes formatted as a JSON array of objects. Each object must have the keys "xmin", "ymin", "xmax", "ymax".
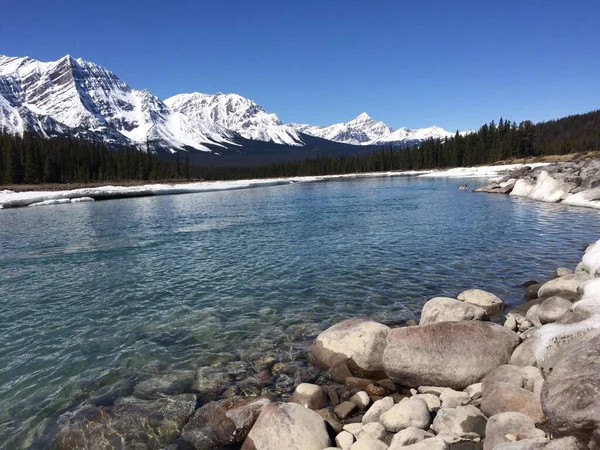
[{"xmin": 1, "ymin": 0, "xmax": 599, "ymax": 131}]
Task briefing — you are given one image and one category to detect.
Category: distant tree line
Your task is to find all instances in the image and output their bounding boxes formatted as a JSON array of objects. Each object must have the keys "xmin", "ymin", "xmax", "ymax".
[{"xmin": 1, "ymin": 109, "xmax": 599, "ymax": 185}]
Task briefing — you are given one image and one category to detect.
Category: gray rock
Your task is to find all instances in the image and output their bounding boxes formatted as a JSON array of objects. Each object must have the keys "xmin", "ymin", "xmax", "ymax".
[
  {"xmin": 494, "ymin": 438, "xmax": 548, "ymax": 449},
  {"xmin": 457, "ymin": 289, "xmax": 505, "ymax": 316},
  {"xmin": 537, "ymin": 296, "xmax": 572, "ymax": 324},
  {"xmin": 310, "ymin": 318, "xmax": 390, "ymax": 378},
  {"xmin": 336, "ymin": 430, "xmax": 355, "ymax": 450},
  {"xmin": 439, "ymin": 388, "xmax": 471, "ymax": 408},
  {"xmin": 510, "ymin": 339, "xmax": 536, "ymax": 367},
  {"xmin": 351, "ymin": 436, "xmax": 389, "ymax": 450},
  {"xmin": 526, "ymin": 305, "xmax": 542, "ymax": 327},
  {"xmin": 183, "ymin": 396, "xmax": 271, "ymax": 449},
  {"xmin": 481, "ymin": 382, "xmax": 545, "ymax": 425},
  {"xmin": 383, "ymin": 321, "xmax": 520, "ymax": 390},
  {"xmin": 394, "ymin": 436, "xmax": 449, "ymax": 449},
  {"xmin": 362, "ymin": 397, "xmax": 395, "ymax": 425},
  {"xmin": 417, "ymin": 386, "xmax": 445, "ymax": 396},
  {"xmin": 380, "ymin": 398, "xmax": 430, "ymax": 432},
  {"xmin": 464, "ymin": 383, "xmax": 483, "ymax": 401},
  {"xmin": 389, "ymin": 426, "xmax": 434, "ymax": 446},
  {"xmin": 481, "ymin": 365, "xmax": 525, "ymax": 394},
  {"xmin": 289, "ymin": 383, "xmax": 328, "ymax": 410},
  {"xmin": 537, "ymin": 274, "xmax": 590, "ymax": 298},
  {"xmin": 431, "ymin": 405, "xmax": 487, "ymax": 437},
  {"xmin": 541, "ymin": 332, "xmax": 600, "ymax": 448},
  {"xmin": 411, "ymin": 393, "xmax": 442, "ymax": 412},
  {"xmin": 194, "ymin": 367, "xmax": 230, "ymax": 400},
  {"xmin": 241, "ymin": 402, "xmax": 331, "ymax": 450},
  {"xmin": 521, "ymin": 366, "xmax": 544, "ymax": 399},
  {"xmin": 355, "ymin": 422, "xmax": 388, "ymax": 442},
  {"xmin": 483, "ymin": 412, "xmax": 537, "ymax": 450},
  {"xmin": 542, "ymin": 436, "xmax": 585, "ymax": 449},
  {"xmin": 133, "ymin": 371, "xmax": 195, "ymax": 400},
  {"xmin": 419, "ymin": 297, "xmax": 488, "ymax": 325},
  {"xmin": 554, "ymin": 267, "xmax": 573, "ymax": 277}
]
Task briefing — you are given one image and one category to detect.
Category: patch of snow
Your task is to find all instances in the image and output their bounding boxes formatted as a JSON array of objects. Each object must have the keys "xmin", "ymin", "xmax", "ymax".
[
  {"xmin": 419, "ymin": 163, "xmax": 547, "ymax": 178},
  {"xmin": 562, "ymin": 186, "xmax": 600, "ymax": 210}
]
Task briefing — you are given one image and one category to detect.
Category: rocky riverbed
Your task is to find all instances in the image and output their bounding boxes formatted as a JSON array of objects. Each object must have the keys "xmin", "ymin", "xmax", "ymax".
[
  {"xmin": 45, "ymin": 232, "xmax": 600, "ymax": 450},
  {"xmin": 473, "ymin": 158, "xmax": 600, "ymax": 209}
]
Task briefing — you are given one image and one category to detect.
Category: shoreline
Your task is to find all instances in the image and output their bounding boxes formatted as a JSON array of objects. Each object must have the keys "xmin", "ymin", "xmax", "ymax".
[
  {"xmin": 0, "ymin": 163, "xmax": 550, "ymax": 209},
  {"xmin": 48, "ymin": 235, "xmax": 600, "ymax": 450}
]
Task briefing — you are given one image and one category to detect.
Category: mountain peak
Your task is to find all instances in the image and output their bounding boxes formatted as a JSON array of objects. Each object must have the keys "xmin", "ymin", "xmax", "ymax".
[{"xmin": 355, "ymin": 112, "xmax": 371, "ymax": 121}]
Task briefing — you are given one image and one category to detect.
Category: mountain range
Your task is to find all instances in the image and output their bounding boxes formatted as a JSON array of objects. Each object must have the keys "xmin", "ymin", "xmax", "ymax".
[{"xmin": 0, "ymin": 54, "xmax": 466, "ymax": 165}]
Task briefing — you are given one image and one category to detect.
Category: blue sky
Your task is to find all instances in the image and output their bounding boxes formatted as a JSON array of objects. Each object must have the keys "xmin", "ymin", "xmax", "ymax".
[{"xmin": 1, "ymin": 0, "xmax": 599, "ymax": 131}]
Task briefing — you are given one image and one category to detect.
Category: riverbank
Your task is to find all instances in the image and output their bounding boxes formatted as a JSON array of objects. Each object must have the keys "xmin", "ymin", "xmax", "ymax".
[
  {"xmin": 0, "ymin": 163, "xmax": 549, "ymax": 209},
  {"xmin": 474, "ymin": 158, "xmax": 600, "ymax": 209},
  {"xmin": 48, "ymin": 234, "xmax": 600, "ymax": 449}
]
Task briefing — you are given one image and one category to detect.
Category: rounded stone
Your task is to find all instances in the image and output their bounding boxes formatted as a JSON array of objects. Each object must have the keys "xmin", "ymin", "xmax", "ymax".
[
  {"xmin": 419, "ymin": 297, "xmax": 488, "ymax": 325},
  {"xmin": 289, "ymin": 383, "xmax": 328, "ymax": 410},
  {"xmin": 457, "ymin": 289, "xmax": 505, "ymax": 316},
  {"xmin": 379, "ymin": 397, "xmax": 430, "ymax": 433}
]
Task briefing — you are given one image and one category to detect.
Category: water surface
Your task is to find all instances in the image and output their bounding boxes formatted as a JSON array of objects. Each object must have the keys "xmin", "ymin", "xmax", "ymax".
[{"xmin": 1, "ymin": 176, "xmax": 599, "ymax": 447}]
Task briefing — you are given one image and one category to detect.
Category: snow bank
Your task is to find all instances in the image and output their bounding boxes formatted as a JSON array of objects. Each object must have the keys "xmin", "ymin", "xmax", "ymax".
[
  {"xmin": 562, "ymin": 186, "xmax": 600, "ymax": 210},
  {"xmin": 0, "ymin": 179, "xmax": 294, "ymax": 209},
  {"xmin": 582, "ymin": 239, "xmax": 600, "ymax": 276},
  {"xmin": 419, "ymin": 163, "xmax": 549, "ymax": 178},
  {"xmin": 527, "ymin": 171, "xmax": 574, "ymax": 203}
]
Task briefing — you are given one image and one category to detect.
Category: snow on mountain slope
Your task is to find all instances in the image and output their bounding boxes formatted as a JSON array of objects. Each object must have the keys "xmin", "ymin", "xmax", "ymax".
[
  {"xmin": 370, "ymin": 125, "xmax": 454, "ymax": 145},
  {"xmin": 165, "ymin": 92, "xmax": 304, "ymax": 146},
  {"xmin": 291, "ymin": 112, "xmax": 392, "ymax": 145},
  {"xmin": 0, "ymin": 54, "xmax": 239, "ymax": 152}
]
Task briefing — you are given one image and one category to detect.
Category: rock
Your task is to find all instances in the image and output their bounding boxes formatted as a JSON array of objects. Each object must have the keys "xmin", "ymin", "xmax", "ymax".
[
  {"xmin": 419, "ymin": 297, "xmax": 488, "ymax": 325},
  {"xmin": 417, "ymin": 386, "xmax": 445, "ymax": 396},
  {"xmin": 328, "ymin": 361, "xmax": 354, "ymax": 383},
  {"xmin": 464, "ymin": 383, "xmax": 483, "ymax": 401},
  {"xmin": 481, "ymin": 365, "xmax": 525, "ymax": 393},
  {"xmin": 411, "ymin": 393, "xmax": 442, "ymax": 412},
  {"xmin": 457, "ymin": 289, "xmax": 505, "ymax": 316},
  {"xmin": 505, "ymin": 315, "xmax": 518, "ymax": 331},
  {"xmin": 483, "ymin": 412, "xmax": 537, "ymax": 450},
  {"xmin": 542, "ymin": 436, "xmax": 585, "ymax": 449},
  {"xmin": 521, "ymin": 366, "xmax": 544, "ymax": 399},
  {"xmin": 493, "ymin": 438, "xmax": 548, "ymax": 449},
  {"xmin": 133, "ymin": 371, "xmax": 195, "ymax": 400},
  {"xmin": 510, "ymin": 339, "xmax": 536, "ymax": 367},
  {"xmin": 366, "ymin": 383, "xmax": 389, "ymax": 397},
  {"xmin": 537, "ymin": 296, "xmax": 572, "ymax": 324},
  {"xmin": 541, "ymin": 332, "xmax": 600, "ymax": 448},
  {"xmin": 537, "ymin": 273, "xmax": 590, "ymax": 298},
  {"xmin": 356, "ymin": 421, "xmax": 388, "ymax": 442},
  {"xmin": 526, "ymin": 283, "xmax": 545, "ymax": 301},
  {"xmin": 556, "ymin": 308, "xmax": 592, "ymax": 324},
  {"xmin": 555, "ymin": 267, "xmax": 573, "ymax": 277},
  {"xmin": 345, "ymin": 377, "xmax": 374, "ymax": 391},
  {"xmin": 334, "ymin": 401, "xmax": 358, "ymax": 420},
  {"xmin": 528, "ymin": 170, "xmax": 576, "ymax": 203},
  {"xmin": 310, "ymin": 318, "xmax": 390, "ymax": 378},
  {"xmin": 344, "ymin": 422, "xmax": 362, "ymax": 435},
  {"xmin": 383, "ymin": 321, "xmax": 520, "ymax": 390},
  {"xmin": 394, "ymin": 436, "xmax": 449, "ymax": 450},
  {"xmin": 438, "ymin": 432, "xmax": 484, "ymax": 449},
  {"xmin": 289, "ymin": 383, "xmax": 328, "ymax": 410},
  {"xmin": 377, "ymin": 379, "xmax": 399, "ymax": 393},
  {"xmin": 431, "ymin": 405, "xmax": 487, "ymax": 437},
  {"xmin": 380, "ymin": 398, "xmax": 430, "ymax": 433},
  {"xmin": 183, "ymin": 396, "xmax": 271, "ymax": 449},
  {"xmin": 406, "ymin": 319, "xmax": 418, "ymax": 326},
  {"xmin": 349, "ymin": 391, "xmax": 371, "ymax": 410},
  {"xmin": 362, "ymin": 396, "xmax": 395, "ymax": 424},
  {"xmin": 481, "ymin": 382, "xmax": 545, "ymax": 425},
  {"xmin": 525, "ymin": 305, "xmax": 542, "ymax": 327},
  {"xmin": 351, "ymin": 436, "xmax": 389, "ymax": 450},
  {"xmin": 241, "ymin": 402, "xmax": 330, "ymax": 450},
  {"xmin": 439, "ymin": 388, "xmax": 471, "ymax": 408},
  {"xmin": 194, "ymin": 367, "xmax": 229, "ymax": 401},
  {"xmin": 389, "ymin": 426, "xmax": 434, "ymax": 446},
  {"xmin": 316, "ymin": 408, "xmax": 344, "ymax": 434},
  {"xmin": 336, "ymin": 430, "xmax": 355, "ymax": 450}
]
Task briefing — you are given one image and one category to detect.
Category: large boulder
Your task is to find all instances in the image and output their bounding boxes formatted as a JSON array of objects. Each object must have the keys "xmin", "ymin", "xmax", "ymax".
[
  {"xmin": 537, "ymin": 274, "xmax": 590, "ymax": 298},
  {"xmin": 483, "ymin": 412, "xmax": 537, "ymax": 450},
  {"xmin": 183, "ymin": 396, "xmax": 271, "ymax": 449},
  {"xmin": 241, "ymin": 402, "xmax": 331, "ymax": 450},
  {"xmin": 541, "ymin": 332, "xmax": 600, "ymax": 448},
  {"xmin": 383, "ymin": 321, "xmax": 520, "ymax": 390},
  {"xmin": 537, "ymin": 296, "xmax": 572, "ymax": 324},
  {"xmin": 310, "ymin": 318, "xmax": 390, "ymax": 378},
  {"xmin": 457, "ymin": 289, "xmax": 505, "ymax": 316},
  {"xmin": 480, "ymin": 382, "xmax": 545, "ymax": 425},
  {"xmin": 419, "ymin": 297, "xmax": 488, "ymax": 325}
]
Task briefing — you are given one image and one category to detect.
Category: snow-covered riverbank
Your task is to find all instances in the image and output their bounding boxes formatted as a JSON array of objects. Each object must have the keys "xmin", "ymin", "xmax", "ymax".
[{"xmin": 0, "ymin": 163, "xmax": 549, "ymax": 209}]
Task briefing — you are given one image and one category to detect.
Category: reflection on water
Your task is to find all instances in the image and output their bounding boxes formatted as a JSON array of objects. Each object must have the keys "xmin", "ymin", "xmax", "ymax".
[{"xmin": 0, "ymin": 176, "xmax": 599, "ymax": 448}]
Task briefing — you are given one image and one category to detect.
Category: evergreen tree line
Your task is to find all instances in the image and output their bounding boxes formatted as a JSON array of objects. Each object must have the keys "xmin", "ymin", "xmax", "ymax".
[{"xmin": 2, "ymin": 109, "xmax": 600, "ymax": 185}]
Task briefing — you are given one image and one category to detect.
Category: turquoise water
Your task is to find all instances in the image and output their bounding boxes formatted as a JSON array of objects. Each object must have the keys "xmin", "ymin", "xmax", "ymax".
[{"xmin": 1, "ymin": 175, "xmax": 599, "ymax": 448}]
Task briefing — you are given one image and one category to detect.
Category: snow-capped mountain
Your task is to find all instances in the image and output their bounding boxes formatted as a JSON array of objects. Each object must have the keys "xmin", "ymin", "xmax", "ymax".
[
  {"xmin": 291, "ymin": 112, "xmax": 392, "ymax": 145},
  {"xmin": 165, "ymin": 92, "xmax": 303, "ymax": 146},
  {"xmin": 0, "ymin": 53, "xmax": 467, "ymax": 161}
]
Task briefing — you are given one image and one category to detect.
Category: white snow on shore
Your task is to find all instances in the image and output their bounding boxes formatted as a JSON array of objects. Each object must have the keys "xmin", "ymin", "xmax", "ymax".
[
  {"xmin": 0, "ymin": 163, "xmax": 549, "ymax": 210},
  {"xmin": 419, "ymin": 163, "xmax": 550, "ymax": 178}
]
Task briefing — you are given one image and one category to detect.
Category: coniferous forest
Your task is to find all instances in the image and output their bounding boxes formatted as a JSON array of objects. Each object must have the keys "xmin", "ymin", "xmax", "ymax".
[{"xmin": 1, "ymin": 109, "xmax": 599, "ymax": 185}]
